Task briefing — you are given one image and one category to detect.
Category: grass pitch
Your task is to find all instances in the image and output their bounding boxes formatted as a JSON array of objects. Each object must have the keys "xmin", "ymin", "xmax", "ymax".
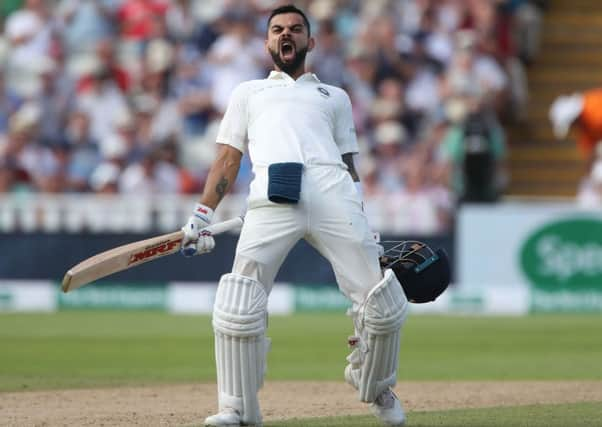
[
  {"xmin": 262, "ymin": 402, "xmax": 602, "ymax": 427},
  {"xmin": 1, "ymin": 312, "xmax": 602, "ymax": 391},
  {"xmin": 2, "ymin": 312, "xmax": 602, "ymax": 425}
]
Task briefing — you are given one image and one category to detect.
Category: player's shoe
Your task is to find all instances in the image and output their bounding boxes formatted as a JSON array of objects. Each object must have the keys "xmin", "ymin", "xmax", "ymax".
[
  {"xmin": 204, "ymin": 409, "xmax": 241, "ymax": 427},
  {"xmin": 204, "ymin": 408, "xmax": 262, "ymax": 427},
  {"xmin": 370, "ymin": 388, "xmax": 406, "ymax": 426}
]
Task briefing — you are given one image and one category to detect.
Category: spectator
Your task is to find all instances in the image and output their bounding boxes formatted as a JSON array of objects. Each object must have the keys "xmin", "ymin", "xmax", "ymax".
[
  {"xmin": 440, "ymin": 30, "xmax": 508, "ymax": 117},
  {"xmin": 369, "ymin": 14, "xmax": 411, "ymax": 85},
  {"xmin": 173, "ymin": 45, "xmax": 214, "ymax": 136},
  {"xmin": 57, "ymin": 0, "xmax": 116, "ymax": 55},
  {"xmin": 403, "ymin": 32, "xmax": 444, "ymax": 126},
  {"xmin": 3, "ymin": 6, "xmax": 47, "ymax": 98},
  {"xmin": 130, "ymin": 90, "xmax": 181, "ymax": 148},
  {"xmin": 116, "ymin": 0, "xmax": 169, "ymax": 43},
  {"xmin": 89, "ymin": 161, "xmax": 120, "ymax": 193},
  {"xmin": 119, "ymin": 147, "xmax": 180, "ymax": 194},
  {"xmin": 308, "ymin": 18, "xmax": 346, "ymax": 87},
  {"xmin": 33, "ymin": 55, "xmax": 74, "ymax": 145},
  {"xmin": 343, "ymin": 47, "xmax": 377, "ymax": 134},
  {"xmin": 111, "ymin": 107, "xmax": 145, "ymax": 163},
  {"xmin": 437, "ymin": 110, "xmax": 507, "ymax": 203},
  {"xmin": 1, "ymin": 102, "xmax": 62, "ymax": 192},
  {"xmin": 372, "ymin": 120, "xmax": 408, "ymax": 193},
  {"xmin": 76, "ymin": 37, "xmax": 131, "ymax": 94},
  {"xmin": 507, "ymin": 0, "xmax": 544, "ymax": 65},
  {"xmin": 64, "ymin": 108, "xmax": 101, "ymax": 192},
  {"xmin": 0, "ymin": 157, "xmax": 22, "ymax": 192},
  {"xmin": 165, "ymin": 0, "xmax": 199, "ymax": 43},
  {"xmin": 369, "ymin": 78, "xmax": 405, "ymax": 135},
  {"xmin": 0, "ymin": 0, "xmax": 531, "ymax": 234},
  {"xmin": 207, "ymin": 8, "xmax": 268, "ymax": 113},
  {"xmin": 88, "ymin": 132, "xmax": 128, "ymax": 193},
  {"xmin": 132, "ymin": 38, "xmax": 182, "ymax": 144},
  {"xmin": 373, "ymin": 77, "xmax": 420, "ymax": 142},
  {"xmin": 549, "ymin": 89, "xmax": 602, "ymax": 170},
  {"xmin": 75, "ymin": 52, "xmax": 129, "ymax": 143},
  {"xmin": 4, "ymin": 1, "xmax": 52, "ymax": 60},
  {"xmin": 0, "ymin": 58, "xmax": 23, "ymax": 135},
  {"xmin": 389, "ymin": 150, "xmax": 453, "ymax": 234}
]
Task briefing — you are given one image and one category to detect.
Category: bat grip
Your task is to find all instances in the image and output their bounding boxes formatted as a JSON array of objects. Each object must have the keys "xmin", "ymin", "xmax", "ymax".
[{"xmin": 205, "ymin": 216, "xmax": 244, "ymax": 235}]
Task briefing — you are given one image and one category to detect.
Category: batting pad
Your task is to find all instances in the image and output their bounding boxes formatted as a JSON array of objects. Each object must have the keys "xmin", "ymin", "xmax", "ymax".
[
  {"xmin": 212, "ymin": 273, "xmax": 269, "ymax": 425},
  {"xmin": 345, "ymin": 269, "xmax": 408, "ymax": 402}
]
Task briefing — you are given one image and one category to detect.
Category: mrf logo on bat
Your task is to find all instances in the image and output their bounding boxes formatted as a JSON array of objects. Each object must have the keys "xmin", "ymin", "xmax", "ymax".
[{"xmin": 128, "ymin": 238, "xmax": 182, "ymax": 265}]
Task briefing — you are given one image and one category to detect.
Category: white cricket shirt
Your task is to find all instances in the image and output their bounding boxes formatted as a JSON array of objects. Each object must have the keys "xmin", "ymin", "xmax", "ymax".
[{"xmin": 216, "ymin": 71, "xmax": 358, "ymax": 167}]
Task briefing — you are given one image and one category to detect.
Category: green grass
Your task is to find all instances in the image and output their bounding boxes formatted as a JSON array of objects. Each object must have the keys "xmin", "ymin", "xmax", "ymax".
[
  {"xmin": 1, "ymin": 312, "xmax": 602, "ymax": 391},
  {"xmin": 261, "ymin": 402, "xmax": 602, "ymax": 427}
]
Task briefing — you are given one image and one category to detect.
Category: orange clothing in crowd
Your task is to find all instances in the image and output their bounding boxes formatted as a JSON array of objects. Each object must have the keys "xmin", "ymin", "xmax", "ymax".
[{"xmin": 578, "ymin": 89, "xmax": 602, "ymax": 158}]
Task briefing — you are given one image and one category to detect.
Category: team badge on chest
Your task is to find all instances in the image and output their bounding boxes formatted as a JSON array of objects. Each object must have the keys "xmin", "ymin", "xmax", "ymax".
[{"xmin": 317, "ymin": 87, "xmax": 330, "ymax": 98}]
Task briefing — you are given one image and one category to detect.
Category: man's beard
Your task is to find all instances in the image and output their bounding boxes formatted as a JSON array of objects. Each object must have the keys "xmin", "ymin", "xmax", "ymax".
[{"xmin": 269, "ymin": 44, "xmax": 309, "ymax": 76}]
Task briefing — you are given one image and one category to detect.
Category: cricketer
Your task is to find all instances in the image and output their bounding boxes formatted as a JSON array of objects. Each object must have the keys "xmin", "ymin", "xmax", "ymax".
[{"xmin": 181, "ymin": 5, "xmax": 410, "ymax": 426}]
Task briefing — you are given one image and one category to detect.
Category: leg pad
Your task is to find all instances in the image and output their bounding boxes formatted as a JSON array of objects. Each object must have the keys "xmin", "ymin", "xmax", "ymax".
[
  {"xmin": 345, "ymin": 269, "xmax": 408, "ymax": 402},
  {"xmin": 213, "ymin": 273, "xmax": 269, "ymax": 425}
]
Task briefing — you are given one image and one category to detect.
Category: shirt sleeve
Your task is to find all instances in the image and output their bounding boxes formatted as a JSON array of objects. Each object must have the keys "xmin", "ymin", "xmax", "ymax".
[
  {"xmin": 334, "ymin": 89, "xmax": 359, "ymax": 155},
  {"xmin": 215, "ymin": 83, "xmax": 249, "ymax": 153}
]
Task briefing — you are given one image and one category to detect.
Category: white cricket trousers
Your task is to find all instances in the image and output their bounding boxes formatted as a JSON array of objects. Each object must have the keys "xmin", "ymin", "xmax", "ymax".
[{"xmin": 232, "ymin": 164, "xmax": 383, "ymax": 305}]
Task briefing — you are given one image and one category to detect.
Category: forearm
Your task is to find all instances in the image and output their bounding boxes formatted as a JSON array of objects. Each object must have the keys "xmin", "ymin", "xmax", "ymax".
[{"xmin": 200, "ymin": 145, "xmax": 242, "ymax": 209}]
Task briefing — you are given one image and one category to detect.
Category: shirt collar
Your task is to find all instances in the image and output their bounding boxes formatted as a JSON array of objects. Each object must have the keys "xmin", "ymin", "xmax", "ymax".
[{"xmin": 267, "ymin": 70, "xmax": 321, "ymax": 83}]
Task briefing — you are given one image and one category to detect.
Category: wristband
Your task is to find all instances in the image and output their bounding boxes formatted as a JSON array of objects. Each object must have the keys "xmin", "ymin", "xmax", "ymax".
[{"xmin": 193, "ymin": 203, "xmax": 214, "ymax": 223}]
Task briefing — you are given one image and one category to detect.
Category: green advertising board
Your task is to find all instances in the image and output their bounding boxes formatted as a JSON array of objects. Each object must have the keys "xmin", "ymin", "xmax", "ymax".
[
  {"xmin": 294, "ymin": 285, "xmax": 351, "ymax": 312},
  {"xmin": 0, "ymin": 289, "xmax": 12, "ymax": 310},
  {"xmin": 58, "ymin": 283, "xmax": 167, "ymax": 310},
  {"xmin": 520, "ymin": 217, "xmax": 602, "ymax": 312}
]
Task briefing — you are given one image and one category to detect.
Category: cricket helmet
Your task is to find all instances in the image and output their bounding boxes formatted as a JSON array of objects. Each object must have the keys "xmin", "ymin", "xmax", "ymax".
[{"xmin": 379, "ymin": 240, "xmax": 450, "ymax": 303}]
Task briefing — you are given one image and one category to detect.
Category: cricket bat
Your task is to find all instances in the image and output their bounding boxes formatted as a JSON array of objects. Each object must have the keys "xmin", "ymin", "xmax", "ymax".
[{"xmin": 61, "ymin": 216, "xmax": 244, "ymax": 293}]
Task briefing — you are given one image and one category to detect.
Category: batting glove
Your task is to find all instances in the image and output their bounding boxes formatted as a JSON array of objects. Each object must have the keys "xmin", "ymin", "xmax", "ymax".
[{"xmin": 180, "ymin": 203, "xmax": 215, "ymax": 257}]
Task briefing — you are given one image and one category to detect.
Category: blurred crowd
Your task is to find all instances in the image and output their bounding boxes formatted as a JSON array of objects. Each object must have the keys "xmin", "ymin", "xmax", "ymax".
[{"xmin": 0, "ymin": 0, "xmax": 544, "ymax": 234}]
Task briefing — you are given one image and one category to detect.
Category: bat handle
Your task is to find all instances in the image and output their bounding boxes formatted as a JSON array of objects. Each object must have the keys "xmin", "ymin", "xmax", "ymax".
[
  {"xmin": 181, "ymin": 216, "xmax": 242, "ymax": 257},
  {"xmin": 205, "ymin": 216, "xmax": 244, "ymax": 235}
]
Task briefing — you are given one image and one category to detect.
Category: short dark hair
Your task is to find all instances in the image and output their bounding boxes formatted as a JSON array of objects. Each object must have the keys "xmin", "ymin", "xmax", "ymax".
[{"xmin": 267, "ymin": 4, "xmax": 311, "ymax": 36}]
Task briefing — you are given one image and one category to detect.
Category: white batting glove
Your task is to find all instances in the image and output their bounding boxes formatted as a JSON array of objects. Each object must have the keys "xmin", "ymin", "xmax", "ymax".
[{"xmin": 180, "ymin": 203, "xmax": 215, "ymax": 257}]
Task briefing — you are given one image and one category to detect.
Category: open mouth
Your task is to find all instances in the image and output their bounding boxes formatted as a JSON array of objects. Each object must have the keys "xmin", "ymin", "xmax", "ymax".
[{"xmin": 280, "ymin": 40, "xmax": 296, "ymax": 61}]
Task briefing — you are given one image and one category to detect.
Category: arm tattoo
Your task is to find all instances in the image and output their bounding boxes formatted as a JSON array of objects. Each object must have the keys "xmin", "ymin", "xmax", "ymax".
[
  {"xmin": 215, "ymin": 177, "xmax": 229, "ymax": 201},
  {"xmin": 342, "ymin": 153, "xmax": 360, "ymax": 182}
]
